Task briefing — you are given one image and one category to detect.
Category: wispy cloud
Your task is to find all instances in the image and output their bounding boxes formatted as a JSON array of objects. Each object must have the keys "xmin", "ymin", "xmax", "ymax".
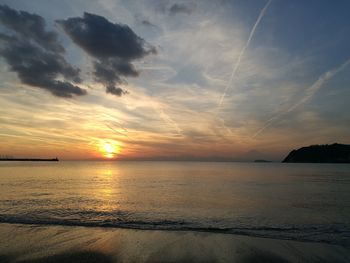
[{"xmin": 253, "ymin": 58, "xmax": 350, "ymax": 138}]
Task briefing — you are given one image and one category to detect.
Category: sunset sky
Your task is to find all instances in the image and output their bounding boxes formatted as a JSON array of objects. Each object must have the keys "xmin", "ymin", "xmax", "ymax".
[{"xmin": 0, "ymin": 0, "xmax": 349, "ymax": 161}]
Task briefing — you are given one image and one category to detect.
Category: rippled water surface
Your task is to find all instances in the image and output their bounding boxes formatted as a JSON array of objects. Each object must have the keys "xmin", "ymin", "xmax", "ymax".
[{"xmin": 0, "ymin": 161, "xmax": 349, "ymax": 245}]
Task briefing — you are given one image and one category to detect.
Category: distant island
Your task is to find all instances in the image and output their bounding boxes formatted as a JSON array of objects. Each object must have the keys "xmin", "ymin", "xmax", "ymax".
[
  {"xmin": 254, "ymin": 160, "xmax": 272, "ymax": 163},
  {"xmin": 0, "ymin": 157, "xmax": 59, "ymax": 162},
  {"xmin": 283, "ymin": 143, "xmax": 350, "ymax": 163}
]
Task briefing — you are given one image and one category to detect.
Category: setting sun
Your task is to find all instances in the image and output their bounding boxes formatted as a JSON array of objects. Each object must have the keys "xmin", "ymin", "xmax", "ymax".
[{"xmin": 100, "ymin": 141, "xmax": 119, "ymax": 159}]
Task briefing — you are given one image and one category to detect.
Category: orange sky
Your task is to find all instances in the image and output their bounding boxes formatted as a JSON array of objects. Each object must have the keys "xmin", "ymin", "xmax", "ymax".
[{"xmin": 1, "ymin": 1, "xmax": 350, "ymax": 161}]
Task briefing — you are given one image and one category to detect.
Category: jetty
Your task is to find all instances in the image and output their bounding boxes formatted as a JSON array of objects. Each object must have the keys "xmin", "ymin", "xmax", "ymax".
[{"xmin": 0, "ymin": 157, "xmax": 59, "ymax": 162}]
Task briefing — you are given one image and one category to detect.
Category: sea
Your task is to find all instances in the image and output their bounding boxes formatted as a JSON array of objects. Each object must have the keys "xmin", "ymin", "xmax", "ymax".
[{"xmin": 0, "ymin": 161, "xmax": 349, "ymax": 246}]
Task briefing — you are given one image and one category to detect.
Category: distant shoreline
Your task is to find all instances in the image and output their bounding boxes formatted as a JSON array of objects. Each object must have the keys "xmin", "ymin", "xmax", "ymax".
[{"xmin": 0, "ymin": 158, "xmax": 58, "ymax": 162}]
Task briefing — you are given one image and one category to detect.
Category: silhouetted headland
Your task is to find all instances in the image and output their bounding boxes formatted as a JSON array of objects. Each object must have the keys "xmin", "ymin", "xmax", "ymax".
[
  {"xmin": 283, "ymin": 143, "xmax": 350, "ymax": 163},
  {"xmin": 0, "ymin": 157, "xmax": 58, "ymax": 162}
]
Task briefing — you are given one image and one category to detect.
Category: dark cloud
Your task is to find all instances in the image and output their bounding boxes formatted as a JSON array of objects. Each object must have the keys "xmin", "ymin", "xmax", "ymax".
[
  {"xmin": 0, "ymin": 5, "xmax": 63, "ymax": 53},
  {"xmin": 153, "ymin": 1, "xmax": 195, "ymax": 16},
  {"xmin": 169, "ymin": 3, "xmax": 195, "ymax": 15},
  {"xmin": 0, "ymin": 5, "xmax": 86, "ymax": 98},
  {"xmin": 106, "ymin": 86, "xmax": 128, "ymax": 97},
  {"xmin": 93, "ymin": 59, "xmax": 136, "ymax": 95},
  {"xmin": 134, "ymin": 14, "xmax": 158, "ymax": 29},
  {"xmin": 57, "ymin": 12, "xmax": 156, "ymax": 96},
  {"xmin": 57, "ymin": 13, "xmax": 155, "ymax": 59},
  {"xmin": 0, "ymin": 38, "xmax": 85, "ymax": 98},
  {"xmin": 142, "ymin": 20, "xmax": 156, "ymax": 27}
]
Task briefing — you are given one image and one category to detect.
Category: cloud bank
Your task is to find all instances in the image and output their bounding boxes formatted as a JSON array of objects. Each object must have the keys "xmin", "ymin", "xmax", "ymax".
[
  {"xmin": 57, "ymin": 12, "xmax": 156, "ymax": 96},
  {"xmin": 0, "ymin": 5, "xmax": 86, "ymax": 98}
]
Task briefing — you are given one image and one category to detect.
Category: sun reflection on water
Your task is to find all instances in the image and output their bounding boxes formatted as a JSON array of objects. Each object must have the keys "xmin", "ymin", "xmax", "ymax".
[{"xmin": 93, "ymin": 167, "xmax": 121, "ymax": 212}]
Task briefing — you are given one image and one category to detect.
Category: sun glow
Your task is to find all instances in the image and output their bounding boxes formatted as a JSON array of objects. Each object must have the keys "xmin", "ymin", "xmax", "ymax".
[{"xmin": 99, "ymin": 141, "xmax": 120, "ymax": 159}]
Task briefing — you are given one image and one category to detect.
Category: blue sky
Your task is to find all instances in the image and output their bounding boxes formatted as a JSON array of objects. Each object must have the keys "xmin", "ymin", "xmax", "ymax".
[{"xmin": 0, "ymin": 0, "xmax": 349, "ymax": 160}]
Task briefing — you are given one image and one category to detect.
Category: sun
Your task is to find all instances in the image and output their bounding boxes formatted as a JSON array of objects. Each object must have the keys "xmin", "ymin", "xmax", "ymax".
[
  {"xmin": 104, "ymin": 142, "xmax": 114, "ymax": 154},
  {"xmin": 101, "ymin": 141, "xmax": 118, "ymax": 159}
]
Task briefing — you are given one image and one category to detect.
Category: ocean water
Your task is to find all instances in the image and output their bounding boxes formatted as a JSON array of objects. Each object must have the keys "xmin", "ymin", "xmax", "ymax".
[{"xmin": 0, "ymin": 161, "xmax": 349, "ymax": 246}]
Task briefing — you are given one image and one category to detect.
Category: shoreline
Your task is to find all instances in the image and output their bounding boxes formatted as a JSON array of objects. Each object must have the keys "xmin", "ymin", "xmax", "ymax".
[
  {"xmin": 1, "ymin": 223, "xmax": 349, "ymax": 263},
  {"xmin": 0, "ymin": 219, "xmax": 347, "ymax": 247}
]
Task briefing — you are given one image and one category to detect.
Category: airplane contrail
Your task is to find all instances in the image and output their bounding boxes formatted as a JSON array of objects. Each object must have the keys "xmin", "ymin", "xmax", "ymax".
[
  {"xmin": 106, "ymin": 123, "xmax": 129, "ymax": 138},
  {"xmin": 149, "ymin": 99, "xmax": 183, "ymax": 136},
  {"xmin": 252, "ymin": 58, "xmax": 350, "ymax": 138},
  {"xmin": 217, "ymin": 0, "xmax": 272, "ymax": 110}
]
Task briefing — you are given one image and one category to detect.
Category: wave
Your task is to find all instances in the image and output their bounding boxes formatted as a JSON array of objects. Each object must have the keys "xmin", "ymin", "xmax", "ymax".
[{"xmin": 0, "ymin": 214, "xmax": 349, "ymax": 246}]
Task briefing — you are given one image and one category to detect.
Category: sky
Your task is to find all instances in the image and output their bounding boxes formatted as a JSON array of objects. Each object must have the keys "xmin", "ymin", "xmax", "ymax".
[{"xmin": 0, "ymin": 0, "xmax": 349, "ymax": 161}]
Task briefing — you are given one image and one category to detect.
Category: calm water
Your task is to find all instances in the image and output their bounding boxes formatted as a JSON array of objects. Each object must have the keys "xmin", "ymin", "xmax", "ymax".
[{"xmin": 0, "ymin": 161, "xmax": 349, "ymax": 246}]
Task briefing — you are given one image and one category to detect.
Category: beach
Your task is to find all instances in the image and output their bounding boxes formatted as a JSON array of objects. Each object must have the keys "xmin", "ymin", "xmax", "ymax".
[
  {"xmin": 1, "ymin": 161, "xmax": 350, "ymax": 262},
  {"xmin": 0, "ymin": 223, "xmax": 350, "ymax": 263}
]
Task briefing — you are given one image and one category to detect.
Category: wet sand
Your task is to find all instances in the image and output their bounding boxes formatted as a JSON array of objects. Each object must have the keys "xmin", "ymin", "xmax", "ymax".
[{"xmin": 0, "ymin": 223, "xmax": 349, "ymax": 263}]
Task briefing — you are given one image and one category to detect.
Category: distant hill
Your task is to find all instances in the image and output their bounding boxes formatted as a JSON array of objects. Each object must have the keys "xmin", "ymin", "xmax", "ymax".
[{"xmin": 282, "ymin": 143, "xmax": 350, "ymax": 163}]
